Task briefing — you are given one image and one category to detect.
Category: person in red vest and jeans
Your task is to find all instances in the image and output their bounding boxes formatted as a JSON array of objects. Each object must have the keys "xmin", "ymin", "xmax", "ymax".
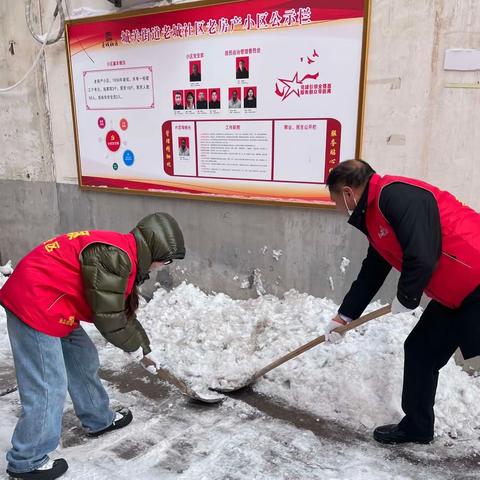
[
  {"xmin": 0, "ymin": 212, "xmax": 185, "ymax": 480},
  {"xmin": 324, "ymin": 159, "xmax": 480, "ymax": 445}
]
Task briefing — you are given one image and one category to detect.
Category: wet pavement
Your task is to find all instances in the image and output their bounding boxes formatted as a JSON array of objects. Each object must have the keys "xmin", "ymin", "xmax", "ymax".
[
  {"xmin": 99, "ymin": 364, "xmax": 480, "ymax": 478},
  {"xmin": 1, "ymin": 363, "xmax": 479, "ymax": 479}
]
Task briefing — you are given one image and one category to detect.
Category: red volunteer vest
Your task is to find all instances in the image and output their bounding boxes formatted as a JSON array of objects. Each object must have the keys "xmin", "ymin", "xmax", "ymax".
[
  {"xmin": 366, "ymin": 174, "xmax": 480, "ymax": 308},
  {"xmin": 0, "ymin": 230, "xmax": 137, "ymax": 337}
]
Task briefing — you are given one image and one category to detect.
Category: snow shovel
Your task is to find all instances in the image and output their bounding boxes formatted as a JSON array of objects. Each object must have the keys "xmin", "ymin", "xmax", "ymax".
[
  {"xmin": 212, "ymin": 304, "xmax": 392, "ymax": 393},
  {"xmin": 140, "ymin": 356, "xmax": 224, "ymax": 404}
]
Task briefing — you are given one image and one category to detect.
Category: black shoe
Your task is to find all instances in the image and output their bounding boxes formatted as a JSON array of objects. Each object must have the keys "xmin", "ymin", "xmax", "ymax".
[
  {"xmin": 373, "ymin": 424, "xmax": 433, "ymax": 444},
  {"xmin": 7, "ymin": 458, "xmax": 68, "ymax": 480},
  {"xmin": 88, "ymin": 406, "xmax": 133, "ymax": 437}
]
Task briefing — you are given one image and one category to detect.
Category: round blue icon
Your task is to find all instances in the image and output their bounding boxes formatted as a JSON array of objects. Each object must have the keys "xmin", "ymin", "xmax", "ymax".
[{"xmin": 123, "ymin": 149, "xmax": 135, "ymax": 166}]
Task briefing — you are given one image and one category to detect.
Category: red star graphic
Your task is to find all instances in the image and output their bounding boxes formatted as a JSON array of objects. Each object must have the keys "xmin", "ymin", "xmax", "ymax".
[{"xmin": 277, "ymin": 72, "xmax": 302, "ymax": 101}]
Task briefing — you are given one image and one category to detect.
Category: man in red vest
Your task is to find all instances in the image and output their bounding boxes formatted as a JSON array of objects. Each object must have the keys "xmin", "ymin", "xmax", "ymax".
[
  {"xmin": 0, "ymin": 212, "xmax": 185, "ymax": 480},
  {"xmin": 324, "ymin": 159, "xmax": 480, "ymax": 445}
]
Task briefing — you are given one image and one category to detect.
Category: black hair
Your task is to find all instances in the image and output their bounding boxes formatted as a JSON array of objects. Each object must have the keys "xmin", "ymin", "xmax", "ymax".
[{"xmin": 326, "ymin": 159, "xmax": 375, "ymax": 193}]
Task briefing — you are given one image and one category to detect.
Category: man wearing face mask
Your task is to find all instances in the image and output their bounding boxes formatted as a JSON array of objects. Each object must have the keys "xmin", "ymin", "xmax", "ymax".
[{"xmin": 324, "ymin": 159, "xmax": 480, "ymax": 445}]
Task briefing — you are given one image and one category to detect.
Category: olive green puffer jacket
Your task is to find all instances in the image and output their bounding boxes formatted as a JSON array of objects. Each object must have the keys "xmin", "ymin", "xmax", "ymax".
[{"xmin": 80, "ymin": 213, "xmax": 185, "ymax": 354}]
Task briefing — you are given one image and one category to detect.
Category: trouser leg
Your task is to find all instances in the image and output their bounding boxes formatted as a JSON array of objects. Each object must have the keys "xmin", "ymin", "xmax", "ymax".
[
  {"xmin": 398, "ymin": 301, "xmax": 459, "ymax": 437},
  {"xmin": 61, "ymin": 326, "xmax": 114, "ymax": 433},
  {"xmin": 6, "ymin": 310, "xmax": 67, "ymax": 473}
]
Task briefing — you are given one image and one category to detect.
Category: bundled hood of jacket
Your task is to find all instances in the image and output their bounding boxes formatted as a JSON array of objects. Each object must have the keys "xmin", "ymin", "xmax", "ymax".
[{"xmin": 131, "ymin": 212, "xmax": 186, "ymax": 284}]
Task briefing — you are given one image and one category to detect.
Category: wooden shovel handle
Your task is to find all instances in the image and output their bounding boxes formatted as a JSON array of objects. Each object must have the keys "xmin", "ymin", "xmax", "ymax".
[{"xmin": 252, "ymin": 304, "xmax": 392, "ymax": 381}]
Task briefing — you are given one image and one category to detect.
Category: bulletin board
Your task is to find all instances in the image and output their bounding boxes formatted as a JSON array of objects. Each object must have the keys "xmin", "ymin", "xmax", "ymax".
[{"xmin": 65, "ymin": 0, "xmax": 370, "ymax": 206}]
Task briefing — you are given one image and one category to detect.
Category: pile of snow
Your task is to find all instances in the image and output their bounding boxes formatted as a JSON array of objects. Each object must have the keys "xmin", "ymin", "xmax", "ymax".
[{"xmin": 131, "ymin": 282, "xmax": 480, "ymax": 440}]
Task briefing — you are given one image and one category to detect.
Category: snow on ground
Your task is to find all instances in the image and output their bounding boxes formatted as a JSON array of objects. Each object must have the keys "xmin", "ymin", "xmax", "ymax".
[
  {"xmin": 132, "ymin": 281, "xmax": 480, "ymax": 441},
  {"xmin": 1, "ymin": 270, "xmax": 480, "ymax": 479},
  {"xmin": 0, "ymin": 379, "xmax": 465, "ymax": 480}
]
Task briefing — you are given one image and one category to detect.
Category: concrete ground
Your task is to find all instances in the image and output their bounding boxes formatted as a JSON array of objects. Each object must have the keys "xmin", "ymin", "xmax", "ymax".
[{"xmin": 1, "ymin": 364, "xmax": 480, "ymax": 479}]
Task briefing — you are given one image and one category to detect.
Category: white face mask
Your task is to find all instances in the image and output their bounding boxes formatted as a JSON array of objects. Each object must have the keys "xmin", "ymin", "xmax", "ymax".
[{"xmin": 343, "ymin": 191, "xmax": 357, "ymax": 217}]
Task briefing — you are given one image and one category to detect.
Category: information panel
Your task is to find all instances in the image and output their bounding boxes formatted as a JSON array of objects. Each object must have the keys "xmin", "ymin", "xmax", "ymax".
[{"xmin": 66, "ymin": 0, "xmax": 369, "ymax": 206}]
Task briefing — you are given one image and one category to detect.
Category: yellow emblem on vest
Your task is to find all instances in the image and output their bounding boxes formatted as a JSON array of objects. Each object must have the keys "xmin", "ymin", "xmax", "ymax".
[
  {"xmin": 59, "ymin": 316, "xmax": 75, "ymax": 327},
  {"xmin": 44, "ymin": 241, "xmax": 60, "ymax": 253},
  {"xmin": 66, "ymin": 231, "xmax": 90, "ymax": 240}
]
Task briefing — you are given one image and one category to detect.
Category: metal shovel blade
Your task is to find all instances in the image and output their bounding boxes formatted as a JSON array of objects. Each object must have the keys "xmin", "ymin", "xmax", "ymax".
[
  {"xmin": 211, "ymin": 375, "xmax": 256, "ymax": 393},
  {"xmin": 141, "ymin": 357, "xmax": 224, "ymax": 404}
]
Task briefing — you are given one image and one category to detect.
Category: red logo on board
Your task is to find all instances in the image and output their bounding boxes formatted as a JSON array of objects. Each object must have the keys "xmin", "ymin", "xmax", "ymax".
[
  {"xmin": 274, "ymin": 49, "xmax": 332, "ymax": 102},
  {"xmin": 106, "ymin": 130, "xmax": 121, "ymax": 151}
]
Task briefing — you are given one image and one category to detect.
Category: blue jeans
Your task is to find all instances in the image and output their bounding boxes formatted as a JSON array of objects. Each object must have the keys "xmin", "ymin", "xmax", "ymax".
[{"xmin": 6, "ymin": 309, "xmax": 115, "ymax": 473}]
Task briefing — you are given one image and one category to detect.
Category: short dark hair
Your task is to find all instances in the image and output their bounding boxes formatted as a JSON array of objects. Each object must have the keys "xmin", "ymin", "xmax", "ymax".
[{"xmin": 326, "ymin": 159, "xmax": 375, "ymax": 193}]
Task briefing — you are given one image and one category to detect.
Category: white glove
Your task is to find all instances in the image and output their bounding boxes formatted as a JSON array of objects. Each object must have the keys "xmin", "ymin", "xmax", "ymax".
[
  {"xmin": 144, "ymin": 351, "xmax": 164, "ymax": 370},
  {"xmin": 391, "ymin": 296, "xmax": 414, "ymax": 315},
  {"xmin": 128, "ymin": 348, "xmax": 165, "ymax": 374},
  {"xmin": 128, "ymin": 347, "xmax": 144, "ymax": 362},
  {"xmin": 324, "ymin": 314, "xmax": 352, "ymax": 343}
]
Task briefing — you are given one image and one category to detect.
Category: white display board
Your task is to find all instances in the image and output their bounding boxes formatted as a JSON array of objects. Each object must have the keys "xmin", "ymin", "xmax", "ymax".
[{"xmin": 66, "ymin": 0, "xmax": 370, "ymax": 206}]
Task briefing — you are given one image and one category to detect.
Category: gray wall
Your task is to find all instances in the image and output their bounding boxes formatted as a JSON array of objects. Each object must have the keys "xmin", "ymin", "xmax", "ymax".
[{"xmin": 0, "ymin": 178, "xmax": 399, "ymax": 304}]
